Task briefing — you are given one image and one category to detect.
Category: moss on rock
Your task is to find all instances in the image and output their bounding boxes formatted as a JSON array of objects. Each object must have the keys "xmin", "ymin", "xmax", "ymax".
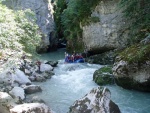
[
  {"xmin": 93, "ymin": 66, "xmax": 114, "ymax": 85},
  {"xmin": 119, "ymin": 43, "xmax": 150, "ymax": 64}
]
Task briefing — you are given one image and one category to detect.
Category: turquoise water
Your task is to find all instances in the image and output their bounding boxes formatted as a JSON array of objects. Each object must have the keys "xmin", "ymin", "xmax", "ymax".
[{"xmin": 30, "ymin": 49, "xmax": 150, "ymax": 113}]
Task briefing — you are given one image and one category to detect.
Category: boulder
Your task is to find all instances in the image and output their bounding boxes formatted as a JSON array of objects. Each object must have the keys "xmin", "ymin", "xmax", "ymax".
[
  {"xmin": 0, "ymin": 92, "xmax": 15, "ymax": 113},
  {"xmin": 0, "ymin": 104, "xmax": 10, "ymax": 113},
  {"xmin": 69, "ymin": 87, "xmax": 120, "ymax": 113},
  {"xmin": 33, "ymin": 72, "xmax": 46, "ymax": 82},
  {"xmin": 31, "ymin": 96, "xmax": 45, "ymax": 103},
  {"xmin": 93, "ymin": 66, "xmax": 114, "ymax": 85},
  {"xmin": 9, "ymin": 87, "xmax": 25, "ymax": 100},
  {"xmin": 40, "ymin": 63, "xmax": 53, "ymax": 72},
  {"xmin": 23, "ymin": 85, "xmax": 42, "ymax": 94},
  {"xmin": 113, "ymin": 57, "xmax": 150, "ymax": 91},
  {"xmin": 43, "ymin": 71, "xmax": 55, "ymax": 79},
  {"xmin": 12, "ymin": 69, "xmax": 31, "ymax": 85},
  {"xmin": 10, "ymin": 103, "xmax": 52, "ymax": 113},
  {"xmin": 45, "ymin": 61, "xmax": 58, "ymax": 67}
]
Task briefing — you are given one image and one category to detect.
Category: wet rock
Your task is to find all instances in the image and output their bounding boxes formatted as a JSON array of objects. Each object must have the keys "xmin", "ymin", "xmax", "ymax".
[
  {"xmin": 10, "ymin": 103, "xmax": 53, "ymax": 113},
  {"xmin": 43, "ymin": 71, "xmax": 55, "ymax": 79},
  {"xmin": 86, "ymin": 51, "xmax": 115, "ymax": 65},
  {"xmin": 24, "ymin": 85, "xmax": 42, "ymax": 94},
  {"xmin": 31, "ymin": 96, "xmax": 45, "ymax": 103},
  {"xmin": 45, "ymin": 61, "xmax": 58, "ymax": 67},
  {"xmin": 69, "ymin": 87, "xmax": 120, "ymax": 113},
  {"xmin": 93, "ymin": 66, "xmax": 114, "ymax": 85}
]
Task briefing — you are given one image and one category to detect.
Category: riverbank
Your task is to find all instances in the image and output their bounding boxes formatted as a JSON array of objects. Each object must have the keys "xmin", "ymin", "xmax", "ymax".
[
  {"xmin": 0, "ymin": 51, "xmax": 57, "ymax": 113},
  {"xmin": 0, "ymin": 49, "xmax": 150, "ymax": 113}
]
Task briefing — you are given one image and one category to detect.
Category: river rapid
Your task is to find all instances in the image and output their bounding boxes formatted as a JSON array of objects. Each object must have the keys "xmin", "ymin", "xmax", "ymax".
[{"xmin": 28, "ymin": 49, "xmax": 150, "ymax": 113}]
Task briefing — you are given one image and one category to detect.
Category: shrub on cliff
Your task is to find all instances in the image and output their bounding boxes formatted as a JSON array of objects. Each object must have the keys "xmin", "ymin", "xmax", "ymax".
[
  {"xmin": 55, "ymin": 0, "xmax": 100, "ymax": 52},
  {"xmin": 120, "ymin": 0, "xmax": 150, "ymax": 44},
  {"xmin": 0, "ymin": 3, "xmax": 41, "ymax": 54}
]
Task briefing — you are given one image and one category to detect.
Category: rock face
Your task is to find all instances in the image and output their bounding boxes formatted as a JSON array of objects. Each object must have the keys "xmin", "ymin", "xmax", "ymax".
[
  {"xmin": 69, "ymin": 87, "xmax": 120, "ymax": 113},
  {"xmin": 3, "ymin": 0, "xmax": 55, "ymax": 52},
  {"xmin": 113, "ymin": 57, "xmax": 150, "ymax": 92},
  {"xmin": 86, "ymin": 51, "xmax": 115, "ymax": 65},
  {"xmin": 10, "ymin": 103, "xmax": 52, "ymax": 113},
  {"xmin": 82, "ymin": 0, "xmax": 129, "ymax": 54}
]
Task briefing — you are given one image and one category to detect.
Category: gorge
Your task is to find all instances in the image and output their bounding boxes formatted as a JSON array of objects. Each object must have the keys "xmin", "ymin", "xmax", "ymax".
[{"xmin": 0, "ymin": 0, "xmax": 150, "ymax": 113}]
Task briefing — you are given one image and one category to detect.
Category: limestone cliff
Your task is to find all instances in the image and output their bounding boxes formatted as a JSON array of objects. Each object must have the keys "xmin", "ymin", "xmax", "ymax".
[
  {"xmin": 2, "ymin": 0, "xmax": 55, "ymax": 52},
  {"xmin": 82, "ymin": 0, "xmax": 129, "ymax": 54}
]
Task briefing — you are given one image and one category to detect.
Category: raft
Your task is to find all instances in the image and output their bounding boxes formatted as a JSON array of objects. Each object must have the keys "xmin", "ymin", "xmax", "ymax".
[{"xmin": 65, "ymin": 57, "xmax": 84, "ymax": 63}]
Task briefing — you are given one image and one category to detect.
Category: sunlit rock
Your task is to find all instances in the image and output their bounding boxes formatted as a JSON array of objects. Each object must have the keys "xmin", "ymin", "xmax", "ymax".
[
  {"xmin": 82, "ymin": 0, "xmax": 129, "ymax": 54},
  {"xmin": 69, "ymin": 87, "xmax": 120, "ymax": 113},
  {"xmin": 0, "ymin": 92, "xmax": 15, "ymax": 113},
  {"xmin": 9, "ymin": 87, "xmax": 25, "ymax": 100},
  {"xmin": 40, "ymin": 63, "xmax": 53, "ymax": 72},
  {"xmin": 10, "ymin": 103, "xmax": 53, "ymax": 113},
  {"xmin": 12, "ymin": 69, "xmax": 31, "ymax": 85}
]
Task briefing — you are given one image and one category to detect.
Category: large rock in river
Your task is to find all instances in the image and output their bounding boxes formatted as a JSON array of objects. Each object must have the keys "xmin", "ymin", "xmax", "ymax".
[
  {"xmin": 69, "ymin": 87, "xmax": 120, "ymax": 113},
  {"xmin": 113, "ymin": 57, "xmax": 150, "ymax": 92},
  {"xmin": 93, "ymin": 66, "xmax": 114, "ymax": 85}
]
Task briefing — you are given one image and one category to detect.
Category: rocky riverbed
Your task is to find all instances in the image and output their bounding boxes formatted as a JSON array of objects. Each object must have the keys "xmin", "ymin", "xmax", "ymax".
[{"xmin": 0, "ymin": 53, "xmax": 121, "ymax": 113}]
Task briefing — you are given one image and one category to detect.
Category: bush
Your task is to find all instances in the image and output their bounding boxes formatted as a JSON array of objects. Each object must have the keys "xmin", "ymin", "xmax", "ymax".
[
  {"xmin": 0, "ymin": 4, "xmax": 41, "ymax": 54},
  {"xmin": 54, "ymin": 0, "xmax": 100, "ymax": 52},
  {"xmin": 120, "ymin": 0, "xmax": 150, "ymax": 44}
]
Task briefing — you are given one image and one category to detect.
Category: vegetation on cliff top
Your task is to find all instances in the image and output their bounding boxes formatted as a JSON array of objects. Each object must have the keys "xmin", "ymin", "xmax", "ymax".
[
  {"xmin": 120, "ymin": 0, "xmax": 150, "ymax": 44},
  {"xmin": 119, "ymin": 43, "xmax": 150, "ymax": 63},
  {"xmin": 118, "ymin": 0, "xmax": 150, "ymax": 63},
  {"xmin": 0, "ymin": 3, "xmax": 41, "ymax": 55}
]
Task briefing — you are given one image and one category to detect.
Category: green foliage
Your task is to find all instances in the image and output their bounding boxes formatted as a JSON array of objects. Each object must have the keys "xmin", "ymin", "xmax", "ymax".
[
  {"xmin": 54, "ymin": 0, "xmax": 67, "ymax": 38},
  {"xmin": 0, "ymin": 4, "xmax": 41, "ymax": 53},
  {"xmin": 61, "ymin": 0, "xmax": 100, "ymax": 40},
  {"xmin": 55, "ymin": 0, "xmax": 100, "ymax": 52},
  {"xmin": 120, "ymin": 0, "xmax": 150, "ymax": 44}
]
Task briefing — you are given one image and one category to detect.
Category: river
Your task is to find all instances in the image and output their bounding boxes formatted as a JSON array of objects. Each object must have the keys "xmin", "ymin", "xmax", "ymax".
[{"xmin": 28, "ymin": 48, "xmax": 150, "ymax": 113}]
